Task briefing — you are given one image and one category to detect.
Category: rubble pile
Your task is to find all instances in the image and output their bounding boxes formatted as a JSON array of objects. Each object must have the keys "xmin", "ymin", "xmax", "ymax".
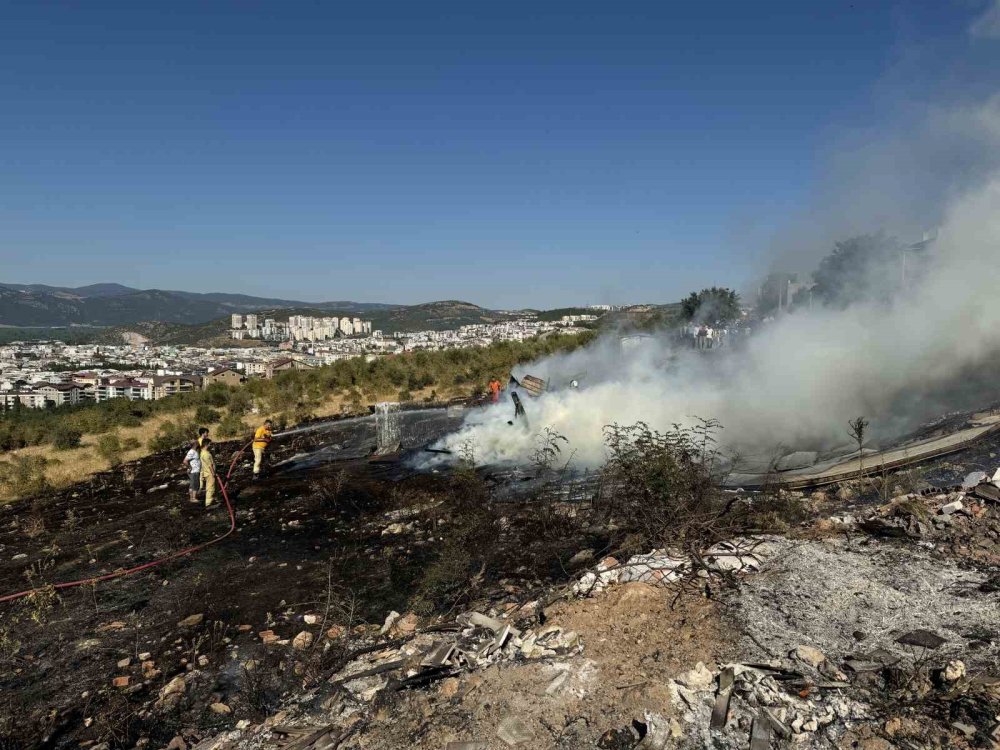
[
  {"xmin": 572, "ymin": 538, "xmax": 776, "ymax": 596},
  {"xmin": 331, "ymin": 608, "xmax": 583, "ymax": 705}
]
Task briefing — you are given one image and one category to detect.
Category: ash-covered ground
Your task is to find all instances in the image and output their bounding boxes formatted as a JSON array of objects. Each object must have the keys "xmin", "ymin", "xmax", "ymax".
[{"xmin": 1, "ymin": 405, "xmax": 999, "ymax": 750}]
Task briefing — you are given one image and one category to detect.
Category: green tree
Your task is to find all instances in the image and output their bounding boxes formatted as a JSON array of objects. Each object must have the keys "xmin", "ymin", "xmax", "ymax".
[
  {"xmin": 51, "ymin": 425, "xmax": 83, "ymax": 450},
  {"xmin": 680, "ymin": 287, "xmax": 741, "ymax": 324},
  {"xmin": 812, "ymin": 233, "xmax": 901, "ymax": 308}
]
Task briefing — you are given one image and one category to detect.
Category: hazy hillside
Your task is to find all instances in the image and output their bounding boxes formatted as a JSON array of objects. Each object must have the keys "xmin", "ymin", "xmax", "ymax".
[
  {"xmin": 98, "ymin": 300, "xmax": 517, "ymax": 346},
  {"xmin": 0, "ymin": 283, "xmax": 395, "ymax": 326}
]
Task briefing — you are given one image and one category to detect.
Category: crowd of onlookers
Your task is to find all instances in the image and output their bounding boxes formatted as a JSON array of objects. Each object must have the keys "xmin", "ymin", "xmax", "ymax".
[{"xmin": 682, "ymin": 323, "xmax": 743, "ymax": 349}]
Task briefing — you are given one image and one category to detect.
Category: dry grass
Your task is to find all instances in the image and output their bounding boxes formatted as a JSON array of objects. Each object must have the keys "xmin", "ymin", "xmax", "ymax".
[{"xmin": 0, "ymin": 409, "xmax": 199, "ymax": 503}]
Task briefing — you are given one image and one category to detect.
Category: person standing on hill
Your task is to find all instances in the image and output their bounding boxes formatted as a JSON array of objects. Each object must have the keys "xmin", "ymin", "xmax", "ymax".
[
  {"xmin": 252, "ymin": 419, "xmax": 273, "ymax": 480},
  {"xmin": 199, "ymin": 438, "xmax": 217, "ymax": 508},
  {"xmin": 181, "ymin": 441, "xmax": 201, "ymax": 503},
  {"xmin": 196, "ymin": 427, "xmax": 210, "ymax": 491}
]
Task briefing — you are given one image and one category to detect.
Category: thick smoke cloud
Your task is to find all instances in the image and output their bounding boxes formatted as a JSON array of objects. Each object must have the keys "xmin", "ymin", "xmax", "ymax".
[{"xmin": 430, "ymin": 96, "xmax": 1000, "ymax": 469}]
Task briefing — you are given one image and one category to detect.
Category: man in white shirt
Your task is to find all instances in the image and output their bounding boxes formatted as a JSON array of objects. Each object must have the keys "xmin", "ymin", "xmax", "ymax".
[{"xmin": 181, "ymin": 441, "xmax": 202, "ymax": 503}]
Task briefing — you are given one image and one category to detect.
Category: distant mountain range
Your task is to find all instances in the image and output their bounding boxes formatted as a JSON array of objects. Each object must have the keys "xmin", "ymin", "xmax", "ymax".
[{"xmin": 0, "ymin": 282, "xmax": 397, "ymax": 327}]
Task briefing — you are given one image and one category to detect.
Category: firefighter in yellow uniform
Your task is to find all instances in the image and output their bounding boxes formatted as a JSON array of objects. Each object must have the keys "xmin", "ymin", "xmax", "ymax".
[
  {"xmin": 199, "ymin": 438, "xmax": 217, "ymax": 507},
  {"xmin": 252, "ymin": 419, "xmax": 273, "ymax": 480},
  {"xmin": 197, "ymin": 427, "xmax": 210, "ymax": 492}
]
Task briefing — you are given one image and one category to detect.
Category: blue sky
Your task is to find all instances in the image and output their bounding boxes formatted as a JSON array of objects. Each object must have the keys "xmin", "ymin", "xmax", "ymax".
[{"xmin": 1, "ymin": 1, "xmax": 996, "ymax": 308}]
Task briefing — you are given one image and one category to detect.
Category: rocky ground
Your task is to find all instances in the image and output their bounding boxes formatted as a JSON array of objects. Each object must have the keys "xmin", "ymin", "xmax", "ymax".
[{"xmin": 1, "ymin": 411, "xmax": 999, "ymax": 750}]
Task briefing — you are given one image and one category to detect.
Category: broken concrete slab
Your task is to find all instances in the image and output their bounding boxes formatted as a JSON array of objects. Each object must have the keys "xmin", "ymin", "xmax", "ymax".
[{"xmin": 496, "ymin": 716, "xmax": 533, "ymax": 746}]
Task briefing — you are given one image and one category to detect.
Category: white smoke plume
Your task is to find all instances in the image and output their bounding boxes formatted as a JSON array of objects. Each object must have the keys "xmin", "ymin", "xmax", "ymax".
[{"xmin": 431, "ymin": 97, "xmax": 1000, "ymax": 469}]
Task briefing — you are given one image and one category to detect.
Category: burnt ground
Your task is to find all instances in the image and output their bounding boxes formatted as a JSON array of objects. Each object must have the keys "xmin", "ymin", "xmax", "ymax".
[
  {"xmin": 0, "ymin": 409, "xmax": 999, "ymax": 750},
  {"xmin": 0, "ymin": 409, "xmax": 618, "ymax": 749}
]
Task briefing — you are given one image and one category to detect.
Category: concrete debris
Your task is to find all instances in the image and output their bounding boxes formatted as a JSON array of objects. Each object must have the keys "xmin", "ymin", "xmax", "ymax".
[
  {"xmin": 704, "ymin": 538, "xmax": 776, "ymax": 573},
  {"xmin": 939, "ymin": 499, "xmax": 963, "ymax": 515},
  {"xmin": 573, "ymin": 538, "xmax": 775, "ymax": 595},
  {"xmin": 496, "ymin": 715, "xmax": 533, "ymax": 746},
  {"xmin": 327, "ymin": 607, "xmax": 584, "ymax": 705},
  {"xmin": 792, "ymin": 645, "xmax": 827, "ymax": 668},
  {"xmin": 962, "ymin": 470, "xmax": 987, "ymax": 489},
  {"xmin": 675, "ymin": 661, "xmax": 714, "ymax": 691},
  {"xmin": 292, "ymin": 631, "xmax": 314, "ymax": 651},
  {"xmin": 670, "ymin": 662, "xmax": 862, "ymax": 747},
  {"xmin": 177, "ymin": 613, "xmax": 204, "ymax": 628},
  {"xmin": 379, "ymin": 611, "xmax": 401, "ymax": 635}
]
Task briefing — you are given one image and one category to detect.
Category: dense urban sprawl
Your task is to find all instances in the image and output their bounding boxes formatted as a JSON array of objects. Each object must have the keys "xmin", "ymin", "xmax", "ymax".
[{"xmin": 0, "ymin": 314, "xmax": 595, "ymax": 409}]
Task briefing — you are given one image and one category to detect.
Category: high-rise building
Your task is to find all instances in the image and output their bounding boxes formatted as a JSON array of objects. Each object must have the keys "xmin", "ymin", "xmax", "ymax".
[
  {"xmin": 231, "ymin": 314, "xmax": 243, "ymax": 329},
  {"xmin": 246, "ymin": 314, "xmax": 259, "ymax": 330}
]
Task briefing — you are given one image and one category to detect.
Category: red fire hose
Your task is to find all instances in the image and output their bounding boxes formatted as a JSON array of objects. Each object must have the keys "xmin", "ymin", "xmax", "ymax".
[{"xmin": 0, "ymin": 441, "xmax": 255, "ymax": 605}]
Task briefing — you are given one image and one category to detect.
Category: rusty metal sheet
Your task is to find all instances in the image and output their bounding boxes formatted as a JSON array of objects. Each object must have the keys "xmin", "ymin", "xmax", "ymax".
[{"xmin": 520, "ymin": 374, "xmax": 547, "ymax": 397}]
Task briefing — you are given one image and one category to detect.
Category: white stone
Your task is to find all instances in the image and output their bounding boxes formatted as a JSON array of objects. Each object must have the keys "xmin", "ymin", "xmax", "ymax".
[
  {"xmin": 675, "ymin": 662, "xmax": 715, "ymax": 691},
  {"xmin": 940, "ymin": 500, "xmax": 964, "ymax": 515},
  {"xmin": 943, "ymin": 659, "xmax": 966, "ymax": 682}
]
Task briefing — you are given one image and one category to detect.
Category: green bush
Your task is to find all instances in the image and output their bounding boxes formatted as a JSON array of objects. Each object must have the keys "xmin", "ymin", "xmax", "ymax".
[
  {"xmin": 194, "ymin": 405, "xmax": 222, "ymax": 424},
  {"xmin": 0, "ymin": 456, "xmax": 50, "ymax": 499},
  {"xmin": 51, "ymin": 426, "xmax": 83, "ymax": 450},
  {"xmin": 148, "ymin": 419, "xmax": 198, "ymax": 453},
  {"xmin": 217, "ymin": 411, "xmax": 247, "ymax": 438},
  {"xmin": 97, "ymin": 433, "xmax": 124, "ymax": 467}
]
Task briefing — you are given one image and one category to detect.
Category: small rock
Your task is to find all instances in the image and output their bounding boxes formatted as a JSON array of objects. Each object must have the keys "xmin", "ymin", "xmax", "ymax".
[
  {"xmin": 160, "ymin": 675, "xmax": 186, "ymax": 698},
  {"xmin": 209, "ymin": 703, "xmax": 232, "ymax": 715},
  {"xmin": 166, "ymin": 737, "xmax": 187, "ymax": 750},
  {"xmin": 940, "ymin": 500, "xmax": 963, "ymax": 516},
  {"xmin": 390, "ymin": 612, "xmax": 419, "ymax": 636},
  {"xmin": 952, "ymin": 722, "xmax": 976, "ymax": 737},
  {"xmin": 326, "ymin": 625, "xmax": 345, "ymax": 640},
  {"xmin": 303, "ymin": 614, "xmax": 319, "ymax": 625},
  {"xmin": 675, "ymin": 662, "xmax": 714, "ymax": 691},
  {"xmin": 138, "ymin": 652, "xmax": 151, "ymax": 660},
  {"xmin": 792, "ymin": 645, "xmax": 826, "ymax": 667},
  {"xmin": 12, "ymin": 553, "xmax": 27, "ymax": 561},
  {"xmin": 177, "ymin": 614, "xmax": 204, "ymax": 628},
  {"xmin": 292, "ymin": 631, "xmax": 314, "ymax": 651},
  {"xmin": 568, "ymin": 549, "xmax": 595, "ymax": 566},
  {"xmin": 258, "ymin": 630, "xmax": 279, "ymax": 644},
  {"xmin": 943, "ymin": 660, "xmax": 966, "ymax": 682},
  {"xmin": 116, "ymin": 657, "xmax": 131, "ymax": 669},
  {"xmin": 237, "ymin": 625, "xmax": 252, "ymax": 633},
  {"xmin": 112, "ymin": 676, "xmax": 130, "ymax": 688},
  {"xmin": 380, "ymin": 611, "xmax": 401, "ymax": 635},
  {"xmin": 236, "ymin": 720, "xmax": 251, "ymax": 730},
  {"xmin": 197, "ymin": 655, "xmax": 209, "ymax": 667}
]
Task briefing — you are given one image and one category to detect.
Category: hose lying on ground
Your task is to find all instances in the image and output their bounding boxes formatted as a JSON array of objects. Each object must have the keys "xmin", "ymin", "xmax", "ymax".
[{"xmin": 0, "ymin": 440, "xmax": 255, "ymax": 605}]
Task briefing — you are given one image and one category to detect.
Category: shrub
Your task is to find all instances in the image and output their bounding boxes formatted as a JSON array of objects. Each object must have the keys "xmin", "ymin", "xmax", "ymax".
[
  {"xmin": 217, "ymin": 411, "xmax": 246, "ymax": 439},
  {"xmin": 51, "ymin": 426, "xmax": 83, "ymax": 450},
  {"xmin": 97, "ymin": 433, "xmax": 128, "ymax": 467},
  {"xmin": 397, "ymin": 390, "xmax": 412, "ymax": 403},
  {"xmin": 148, "ymin": 419, "xmax": 198, "ymax": 453},
  {"xmin": 0, "ymin": 456, "xmax": 50, "ymax": 499},
  {"xmin": 194, "ymin": 405, "xmax": 222, "ymax": 424}
]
